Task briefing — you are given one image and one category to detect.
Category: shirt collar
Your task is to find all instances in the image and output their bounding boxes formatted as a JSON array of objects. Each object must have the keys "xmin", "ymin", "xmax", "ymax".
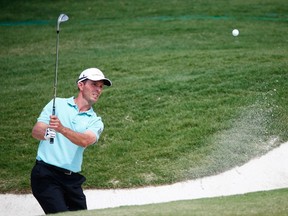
[{"xmin": 67, "ymin": 97, "xmax": 94, "ymax": 116}]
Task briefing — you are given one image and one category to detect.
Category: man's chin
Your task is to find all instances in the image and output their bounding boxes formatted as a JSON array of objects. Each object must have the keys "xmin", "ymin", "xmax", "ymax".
[{"xmin": 91, "ymin": 97, "xmax": 99, "ymax": 103}]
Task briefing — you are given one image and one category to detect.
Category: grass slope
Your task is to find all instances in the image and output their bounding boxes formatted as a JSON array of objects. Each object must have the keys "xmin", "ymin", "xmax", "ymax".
[
  {"xmin": 0, "ymin": 0, "xmax": 288, "ymax": 193},
  {"xmin": 54, "ymin": 188, "xmax": 288, "ymax": 216}
]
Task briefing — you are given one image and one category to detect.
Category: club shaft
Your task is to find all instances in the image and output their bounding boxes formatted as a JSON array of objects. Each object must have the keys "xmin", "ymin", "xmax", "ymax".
[
  {"xmin": 50, "ymin": 13, "xmax": 68, "ymax": 144},
  {"xmin": 50, "ymin": 31, "xmax": 60, "ymax": 144}
]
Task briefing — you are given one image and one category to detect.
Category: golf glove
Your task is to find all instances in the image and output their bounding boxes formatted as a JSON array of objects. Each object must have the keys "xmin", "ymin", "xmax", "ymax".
[{"xmin": 44, "ymin": 128, "xmax": 56, "ymax": 140}]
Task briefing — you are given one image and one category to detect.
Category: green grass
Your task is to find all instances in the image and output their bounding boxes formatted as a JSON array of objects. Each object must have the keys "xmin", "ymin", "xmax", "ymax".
[
  {"xmin": 53, "ymin": 188, "xmax": 288, "ymax": 216},
  {"xmin": 0, "ymin": 0, "xmax": 288, "ymax": 194}
]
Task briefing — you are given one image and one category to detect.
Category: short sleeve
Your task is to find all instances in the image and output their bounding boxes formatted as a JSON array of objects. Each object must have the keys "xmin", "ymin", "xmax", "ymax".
[
  {"xmin": 87, "ymin": 116, "xmax": 104, "ymax": 144},
  {"xmin": 37, "ymin": 99, "xmax": 53, "ymax": 125}
]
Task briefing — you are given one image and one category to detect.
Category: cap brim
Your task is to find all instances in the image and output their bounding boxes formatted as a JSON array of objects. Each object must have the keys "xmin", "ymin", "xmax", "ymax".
[
  {"xmin": 103, "ymin": 79, "xmax": 112, "ymax": 86},
  {"xmin": 77, "ymin": 78, "xmax": 112, "ymax": 86}
]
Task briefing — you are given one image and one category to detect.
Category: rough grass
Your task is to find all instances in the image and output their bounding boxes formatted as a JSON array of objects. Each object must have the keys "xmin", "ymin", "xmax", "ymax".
[
  {"xmin": 53, "ymin": 188, "xmax": 288, "ymax": 216},
  {"xmin": 0, "ymin": 0, "xmax": 288, "ymax": 193}
]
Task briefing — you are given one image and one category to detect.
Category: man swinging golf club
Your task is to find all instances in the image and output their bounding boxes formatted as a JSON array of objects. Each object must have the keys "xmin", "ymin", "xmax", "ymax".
[
  {"xmin": 31, "ymin": 67, "xmax": 112, "ymax": 214},
  {"xmin": 30, "ymin": 13, "xmax": 112, "ymax": 215}
]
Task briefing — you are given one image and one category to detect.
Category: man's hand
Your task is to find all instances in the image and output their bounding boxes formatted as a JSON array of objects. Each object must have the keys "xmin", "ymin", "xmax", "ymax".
[
  {"xmin": 47, "ymin": 115, "xmax": 96, "ymax": 147},
  {"xmin": 49, "ymin": 115, "xmax": 65, "ymax": 133},
  {"xmin": 44, "ymin": 128, "xmax": 56, "ymax": 140}
]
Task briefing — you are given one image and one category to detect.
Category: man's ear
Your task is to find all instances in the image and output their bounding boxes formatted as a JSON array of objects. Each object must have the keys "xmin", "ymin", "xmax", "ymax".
[{"xmin": 77, "ymin": 81, "xmax": 85, "ymax": 90}]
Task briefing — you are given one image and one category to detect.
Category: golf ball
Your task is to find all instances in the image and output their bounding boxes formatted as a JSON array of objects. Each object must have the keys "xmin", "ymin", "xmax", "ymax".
[{"xmin": 232, "ymin": 29, "xmax": 239, "ymax": 37}]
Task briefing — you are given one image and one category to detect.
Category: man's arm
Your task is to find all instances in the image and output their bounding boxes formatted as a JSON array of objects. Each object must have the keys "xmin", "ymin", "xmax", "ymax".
[
  {"xmin": 58, "ymin": 127, "xmax": 96, "ymax": 148},
  {"xmin": 32, "ymin": 122, "xmax": 49, "ymax": 140},
  {"xmin": 49, "ymin": 115, "xmax": 97, "ymax": 148}
]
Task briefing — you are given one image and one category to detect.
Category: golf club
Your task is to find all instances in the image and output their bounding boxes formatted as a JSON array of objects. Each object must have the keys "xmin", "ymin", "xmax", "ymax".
[{"xmin": 50, "ymin": 13, "xmax": 69, "ymax": 144}]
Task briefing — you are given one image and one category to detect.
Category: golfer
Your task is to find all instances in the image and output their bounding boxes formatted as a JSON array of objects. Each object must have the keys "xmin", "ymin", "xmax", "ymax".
[{"xmin": 31, "ymin": 68, "xmax": 112, "ymax": 214}]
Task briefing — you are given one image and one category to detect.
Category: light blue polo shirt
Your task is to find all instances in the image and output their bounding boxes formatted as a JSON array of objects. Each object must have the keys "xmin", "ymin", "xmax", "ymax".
[{"xmin": 35, "ymin": 97, "xmax": 104, "ymax": 172}]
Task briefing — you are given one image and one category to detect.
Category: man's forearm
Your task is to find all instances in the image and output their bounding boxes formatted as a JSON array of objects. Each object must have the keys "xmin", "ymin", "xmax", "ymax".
[
  {"xmin": 59, "ymin": 127, "xmax": 96, "ymax": 148},
  {"xmin": 32, "ymin": 122, "xmax": 49, "ymax": 140}
]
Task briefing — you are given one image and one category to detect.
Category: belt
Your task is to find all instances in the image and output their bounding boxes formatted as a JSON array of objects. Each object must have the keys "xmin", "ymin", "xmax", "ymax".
[{"xmin": 36, "ymin": 160, "xmax": 74, "ymax": 175}]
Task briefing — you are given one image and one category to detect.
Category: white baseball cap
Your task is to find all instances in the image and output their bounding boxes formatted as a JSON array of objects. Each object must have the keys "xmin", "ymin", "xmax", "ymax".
[{"xmin": 77, "ymin": 68, "xmax": 112, "ymax": 86}]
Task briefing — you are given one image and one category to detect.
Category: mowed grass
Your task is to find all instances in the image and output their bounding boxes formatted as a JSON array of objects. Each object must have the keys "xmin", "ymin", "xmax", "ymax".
[
  {"xmin": 0, "ymin": 0, "xmax": 288, "ymax": 196},
  {"xmin": 54, "ymin": 188, "xmax": 288, "ymax": 216}
]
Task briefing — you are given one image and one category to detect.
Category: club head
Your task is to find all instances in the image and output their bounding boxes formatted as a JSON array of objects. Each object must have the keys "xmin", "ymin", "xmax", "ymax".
[{"xmin": 56, "ymin": 14, "xmax": 69, "ymax": 31}]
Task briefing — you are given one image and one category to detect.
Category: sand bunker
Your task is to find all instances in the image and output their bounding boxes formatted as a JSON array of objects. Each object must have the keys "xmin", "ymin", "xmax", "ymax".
[{"xmin": 1, "ymin": 142, "xmax": 288, "ymax": 216}]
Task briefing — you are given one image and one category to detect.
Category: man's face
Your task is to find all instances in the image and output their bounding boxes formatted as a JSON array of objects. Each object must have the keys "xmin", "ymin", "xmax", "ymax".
[{"xmin": 80, "ymin": 80, "xmax": 104, "ymax": 104}]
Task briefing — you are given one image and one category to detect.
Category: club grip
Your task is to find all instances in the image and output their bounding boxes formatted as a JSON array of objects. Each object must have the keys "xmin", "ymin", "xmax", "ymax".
[{"xmin": 50, "ymin": 106, "xmax": 56, "ymax": 144}]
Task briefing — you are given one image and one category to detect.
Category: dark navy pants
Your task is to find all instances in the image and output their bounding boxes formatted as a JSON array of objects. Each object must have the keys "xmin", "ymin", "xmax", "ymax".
[{"xmin": 31, "ymin": 161, "xmax": 87, "ymax": 214}]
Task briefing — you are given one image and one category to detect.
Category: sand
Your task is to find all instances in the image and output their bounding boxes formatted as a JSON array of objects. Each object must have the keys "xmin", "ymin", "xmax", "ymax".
[{"xmin": 1, "ymin": 142, "xmax": 288, "ymax": 216}]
